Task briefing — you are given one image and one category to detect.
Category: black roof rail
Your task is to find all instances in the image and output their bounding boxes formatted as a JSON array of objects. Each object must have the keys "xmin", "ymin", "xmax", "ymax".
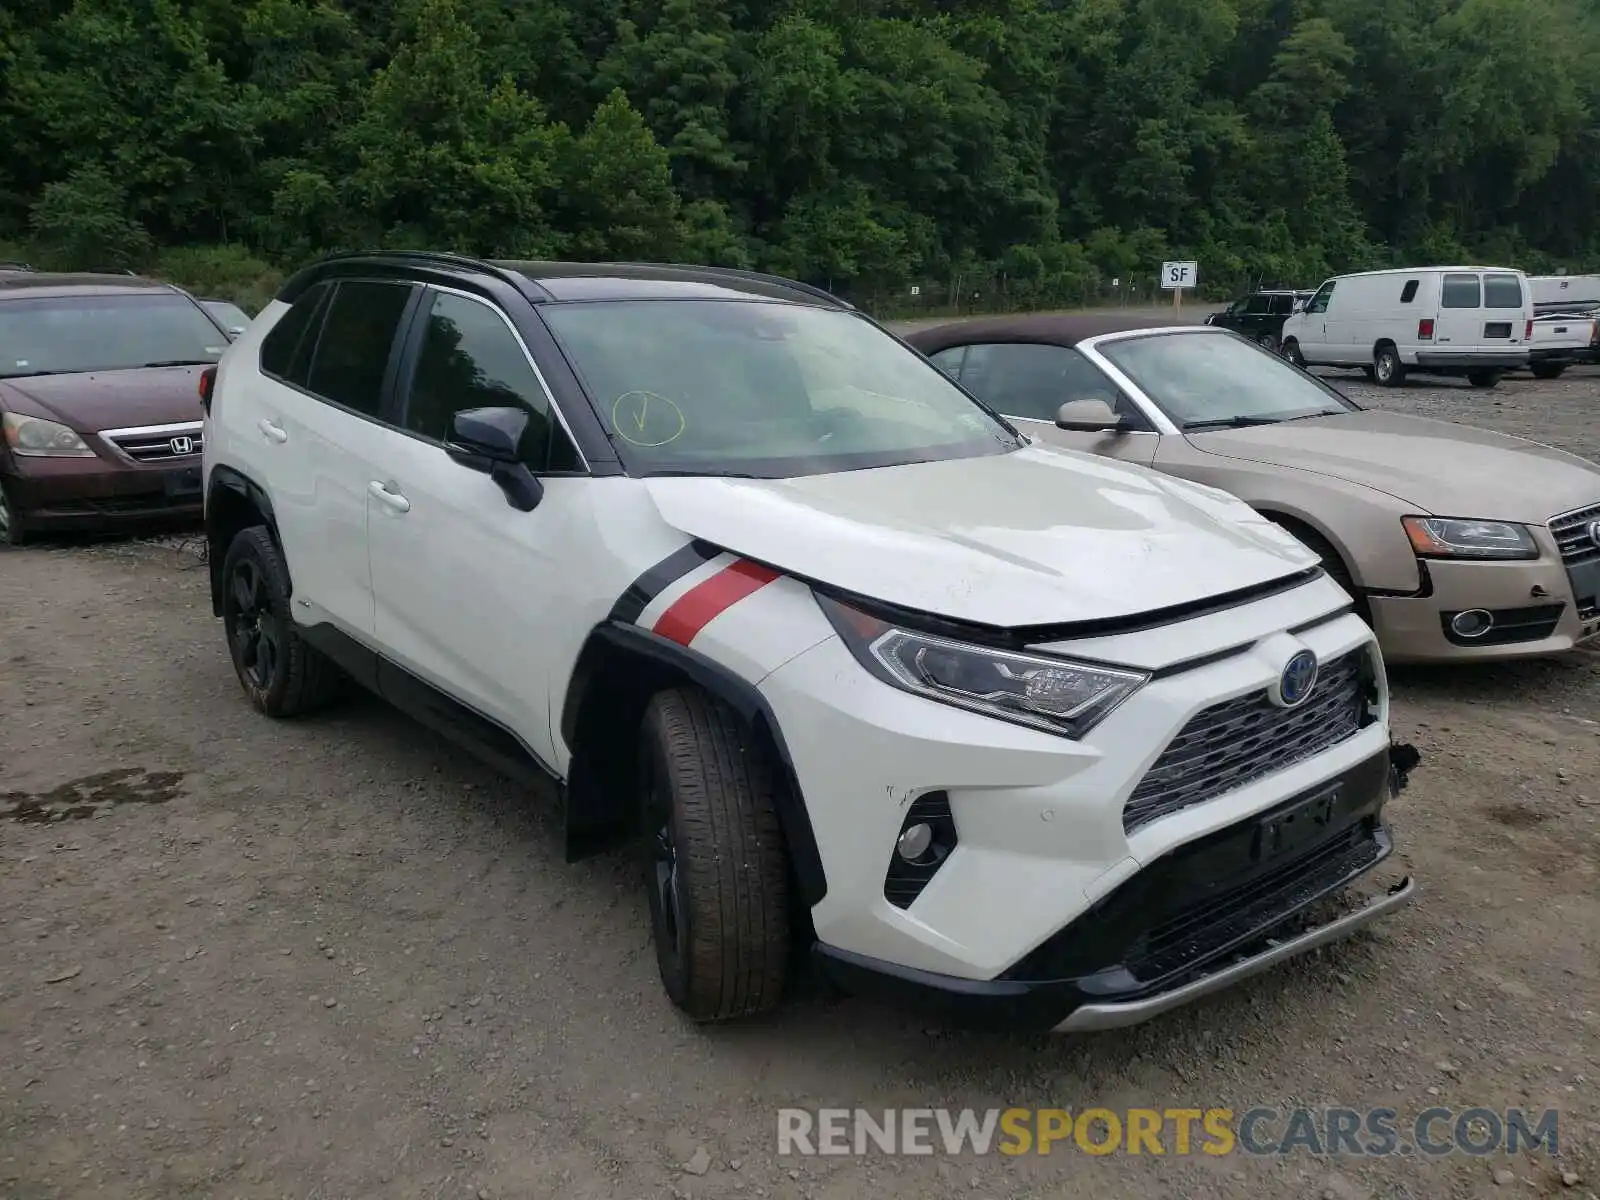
[
  {"xmin": 302, "ymin": 248, "xmax": 547, "ymax": 297},
  {"xmin": 624, "ymin": 262, "xmax": 853, "ymax": 309}
]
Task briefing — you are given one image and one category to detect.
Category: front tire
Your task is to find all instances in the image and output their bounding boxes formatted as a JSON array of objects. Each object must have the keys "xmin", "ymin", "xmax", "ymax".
[
  {"xmin": 639, "ymin": 687, "xmax": 790, "ymax": 1022},
  {"xmin": 220, "ymin": 525, "xmax": 341, "ymax": 717},
  {"xmin": 0, "ymin": 479, "xmax": 31, "ymax": 546},
  {"xmin": 1283, "ymin": 339, "xmax": 1305, "ymax": 368}
]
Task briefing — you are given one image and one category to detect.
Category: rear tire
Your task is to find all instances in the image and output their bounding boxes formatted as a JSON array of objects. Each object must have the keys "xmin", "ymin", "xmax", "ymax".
[
  {"xmin": 220, "ymin": 525, "xmax": 342, "ymax": 717},
  {"xmin": 1531, "ymin": 363, "xmax": 1565, "ymax": 380},
  {"xmin": 1373, "ymin": 344, "xmax": 1406, "ymax": 387},
  {"xmin": 1467, "ymin": 370, "xmax": 1502, "ymax": 388},
  {"xmin": 1256, "ymin": 332, "xmax": 1279, "ymax": 354},
  {"xmin": 0, "ymin": 479, "xmax": 31, "ymax": 546},
  {"xmin": 639, "ymin": 687, "xmax": 791, "ymax": 1022}
]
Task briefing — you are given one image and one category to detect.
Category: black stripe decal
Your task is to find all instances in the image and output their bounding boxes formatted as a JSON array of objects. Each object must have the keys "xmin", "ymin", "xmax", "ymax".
[{"xmin": 608, "ymin": 541, "xmax": 721, "ymax": 625}]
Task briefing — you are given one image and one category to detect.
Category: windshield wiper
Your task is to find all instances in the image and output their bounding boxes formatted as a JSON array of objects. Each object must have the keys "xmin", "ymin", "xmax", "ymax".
[
  {"xmin": 141, "ymin": 359, "xmax": 217, "ymax": 369},
  {"xmin": 1182, "ymin": 415, "xmax": 1286, "ymax": 430}
]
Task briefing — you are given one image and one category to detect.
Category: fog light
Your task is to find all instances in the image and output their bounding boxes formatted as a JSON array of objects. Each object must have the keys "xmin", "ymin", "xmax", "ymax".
[
  {"xmin": 1449, "ymin": 609, "xmax": 1494, "ymax": 639},
  {"xmin": 896, "ymin": 822, "xmax": 933, "ymax": 862}
]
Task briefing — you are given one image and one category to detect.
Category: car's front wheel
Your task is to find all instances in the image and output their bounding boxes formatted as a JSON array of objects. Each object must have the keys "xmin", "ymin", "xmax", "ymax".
[
  {"xmin": 638, "ymin": 687, "xmax": 790, "ymax": 1022},
  {"xmin": 0, "ymin": 479, "xmax": 31, "ymax": 547},
  {"xmin": 1283, "ymin": 339, "xmax": 1305, "ymax": 368},
  {"xmin": 220, "ymin": 525, "xmax": 342, "ymax": 717}
]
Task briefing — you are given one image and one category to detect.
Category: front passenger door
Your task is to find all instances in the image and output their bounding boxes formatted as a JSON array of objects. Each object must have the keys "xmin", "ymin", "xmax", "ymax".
[
  {"xmin": 365, "ymin": 288, "xmax": 587, "ymax": 771},
  {"xmin": 952, "ymin": 342, "xmax": 1159, "ymax": 465}
]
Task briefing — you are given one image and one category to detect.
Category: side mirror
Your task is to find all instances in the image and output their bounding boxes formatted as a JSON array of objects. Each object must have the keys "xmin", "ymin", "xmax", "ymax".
[
  {"xmin": 445, "ymin": 406, "xmax": 543, "ymax": 512},
  {"xmin": 1291, "ymin": 300, "xmax": 1307, "ymax": 314},
  {"xmin": 1055, "ymin": 398, "xmax": 1128, "ymax": 433}
]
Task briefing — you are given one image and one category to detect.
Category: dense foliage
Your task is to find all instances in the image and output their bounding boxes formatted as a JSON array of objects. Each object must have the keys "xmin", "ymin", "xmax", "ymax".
[{"xmin": 2, "ymin": 0, "xmax": 1598, "ymax": 312}]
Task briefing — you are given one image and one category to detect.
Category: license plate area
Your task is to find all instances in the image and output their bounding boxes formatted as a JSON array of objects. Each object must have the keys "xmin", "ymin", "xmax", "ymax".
[
  {"xmin": 163, "ymin": 466, "xmax": 202, "ymax": 498},
  {"xmin": 1483, "ymin": 322, "xmax": 1512, "ymax": 339},
  {"xmin": 1256, "ymin": 784, "xmax": 1340, "ymax": 861}
]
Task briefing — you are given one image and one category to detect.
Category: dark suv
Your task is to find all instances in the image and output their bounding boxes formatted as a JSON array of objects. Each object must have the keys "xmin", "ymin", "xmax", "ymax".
[
  {"xmin": 0, "ymin": 272, "xmax": 229, "ymax": 544},
  {"xmin": 1204, "ymin": 289, "xmax": 1313, "ymax": 351}
]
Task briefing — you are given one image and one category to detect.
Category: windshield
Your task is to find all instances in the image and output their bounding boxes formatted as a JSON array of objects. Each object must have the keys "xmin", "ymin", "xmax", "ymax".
[
  {"xmin": 0, "ymin": 294, "xmax": 228, "ymax": 378},
  {"xmin": 541, "ymin": 300, "xmax": 1023, "ymax": 477},
  {"xmin": 1097, "ymin": 331, "xmax": 1356, "ymax": 429}
]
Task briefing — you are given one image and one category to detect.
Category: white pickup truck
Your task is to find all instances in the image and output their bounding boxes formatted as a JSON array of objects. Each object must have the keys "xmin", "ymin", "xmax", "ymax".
[{"xmin": 1528, "ymin": 308, "xmax": 1599, "ymax": 379}]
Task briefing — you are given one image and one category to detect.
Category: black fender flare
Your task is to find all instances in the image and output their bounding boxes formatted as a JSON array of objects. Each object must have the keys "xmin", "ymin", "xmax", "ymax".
[
  {"xmin": 205, "ymin": 466, "xmax": 282, "ymax": 616},
  {"xmin": 560, "ymin": 620, "xmax": 828, "ymax": 908}
]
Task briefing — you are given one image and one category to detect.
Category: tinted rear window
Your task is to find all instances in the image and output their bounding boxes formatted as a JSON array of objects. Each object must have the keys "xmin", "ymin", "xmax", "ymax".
[
  {"xmin": 1441, "ymin": 274, "xmax": 1481, "ymax": 309},
  {"xmin": 1484, "ymin": 274, "xmax": 1524, "ymax": 309},
  {"xmin": 304, "ymin": 281, "xmax": 413, "ymax": 416}
]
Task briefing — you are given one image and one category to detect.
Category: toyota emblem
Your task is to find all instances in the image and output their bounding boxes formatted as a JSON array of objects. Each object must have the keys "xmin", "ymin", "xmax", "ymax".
[
  {"xmin": 169, "ymin": 435, "xmax": 194, "ymax": 456},
  {"xmin": 1272, "ymin": 649, "xmax": 1320, "ymax": 709}
]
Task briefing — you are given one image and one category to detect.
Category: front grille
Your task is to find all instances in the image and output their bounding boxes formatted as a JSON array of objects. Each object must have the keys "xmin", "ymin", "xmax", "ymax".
[
  {"xmin": 1550, "ymin": 502, "xmax": 1600, "ymax": 620},
  {"xmin": 1123, "ymin": 648, "xmax": 1368, "ymax": 833},
  {"xmin": 1125, "ymin": 824, "xmax": 1382, "ymax": 983},
  {"xmin": 101, "ymin": 424, "xmax": 204, "ymax": 464}
]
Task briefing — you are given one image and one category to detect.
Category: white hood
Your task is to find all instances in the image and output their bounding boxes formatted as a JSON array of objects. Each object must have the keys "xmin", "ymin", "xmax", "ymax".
[{"xmin": 643, "ymin": 445, "xmax": 1319, "ymax": 627}]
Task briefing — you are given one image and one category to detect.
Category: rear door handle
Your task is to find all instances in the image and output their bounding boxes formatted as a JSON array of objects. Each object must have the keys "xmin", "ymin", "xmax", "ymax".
[
  {"xmin": 368, "ymin": 480, "xmax": 411, "ymax": 514},
  {"xmin": 257, "ymin": 418, "xmax": 288, "ymax": 444}
]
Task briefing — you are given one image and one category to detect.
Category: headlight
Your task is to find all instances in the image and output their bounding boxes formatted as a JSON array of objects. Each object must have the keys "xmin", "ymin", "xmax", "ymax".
[
  {"xmin": 816, "ymin": 593, "xmax": 1148, "ymax": 739},
  {"xmin": 2, "ymin": 411, "xmax": 95, "ymax": 458},
  {"xmin": 1402, "ymin": 516, "xmax": 1537, "ymax": 560}
]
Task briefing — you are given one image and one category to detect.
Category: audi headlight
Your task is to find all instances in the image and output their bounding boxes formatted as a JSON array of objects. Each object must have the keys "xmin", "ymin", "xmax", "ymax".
[
  {"xmin": 817, "ymin": 593, "xmax": 1148, "ymax": 738},
  {"xmin": 3, "ymin": 411, "xmax": 95, "ymax": 458},
  {"xmin": 1402, "ymin": 516, "xmax": 1537, "ymax": 560}
]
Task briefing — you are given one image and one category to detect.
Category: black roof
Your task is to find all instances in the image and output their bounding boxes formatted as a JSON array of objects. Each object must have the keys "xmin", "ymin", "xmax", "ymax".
[
  {"xmin": 904, "ymin": 312, "xmax": 1195, "ymax": 355},
  {"xmin": 277, "ymin": 251, "xmax": 852, "ymax": 309}
]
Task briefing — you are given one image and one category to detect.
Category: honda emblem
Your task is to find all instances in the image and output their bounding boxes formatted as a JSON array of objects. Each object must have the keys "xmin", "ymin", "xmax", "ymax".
[{"xmin": 169, "ymin": 435, "xmax": 194, "ymax": 455}]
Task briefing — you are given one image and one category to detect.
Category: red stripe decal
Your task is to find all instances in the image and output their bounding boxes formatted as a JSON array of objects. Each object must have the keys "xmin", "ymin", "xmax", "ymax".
[{"xmin": 653, "ymin": 559, "xmax": 781, "ymax": 646}]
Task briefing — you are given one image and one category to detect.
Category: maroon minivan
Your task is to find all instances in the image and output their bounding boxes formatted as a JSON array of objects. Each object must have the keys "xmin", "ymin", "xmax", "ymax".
[{"xmin": 0, "ymin": 272, "xmax": 229, "ymax": 545}]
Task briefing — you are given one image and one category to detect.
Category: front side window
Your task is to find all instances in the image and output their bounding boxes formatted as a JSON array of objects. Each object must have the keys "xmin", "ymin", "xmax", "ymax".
[
  {"xmin": 403, "ymin": 291, "xmax": 580, "ymax": 471},
  {"xmin": 956, "ymin": 342, "xmax": 1133, "ymax": 424},
  {"xmin": 1441, "ymin": 274, "xmax": 1482, "ymax": 309},
  {"xmin": 1484, "ymin": 274, "xmax": 1524, "ymax": 309},
  {"xmin": 1097, "ymin": 332, "xmax": 1355, "ymax": 429},
  {"xmin": 1308, "ymin": 283, "xmax": 1335, "ymax": 314},
  {"xmin": 304, "ymin": 281, "xmax": 414, "ymax": 416},
  {"xmin": 0, "ymin": 293, "xmax": 229, "ymax": 379},
  {"xmin": 540, "ymin": 300, "xmax": 1022, "ymax": 478}
]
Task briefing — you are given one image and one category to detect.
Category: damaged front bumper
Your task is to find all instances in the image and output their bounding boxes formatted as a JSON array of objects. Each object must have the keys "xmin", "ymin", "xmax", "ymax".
[{"xmin": 814, "ymin": 742, "xmax": 1423, "ymax": 1033}]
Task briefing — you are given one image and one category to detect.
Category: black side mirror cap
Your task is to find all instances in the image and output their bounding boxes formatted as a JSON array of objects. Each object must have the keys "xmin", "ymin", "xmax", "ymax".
[{"xmin": 445, "ymin": 405, "xmax": 543, "ymax": 511}]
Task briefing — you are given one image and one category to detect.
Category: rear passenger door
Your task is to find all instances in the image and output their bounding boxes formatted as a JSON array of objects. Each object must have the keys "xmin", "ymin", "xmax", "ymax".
[
  {"xmin": 251, "ymin": 278, "xmax": 418, "ymax": 638},
  {"xmin": 364, "ymin": 287, "xmax": 587, "ymax": 771}
]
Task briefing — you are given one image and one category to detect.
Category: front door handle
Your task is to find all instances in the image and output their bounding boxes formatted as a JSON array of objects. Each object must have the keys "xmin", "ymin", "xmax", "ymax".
[
  {"xmin": 257, "ymin": 418, "xmax": 288, "ymax": 444},
  {"xmin": 368, "ymin": 480, "xmax": 411, "ymax": 514}
]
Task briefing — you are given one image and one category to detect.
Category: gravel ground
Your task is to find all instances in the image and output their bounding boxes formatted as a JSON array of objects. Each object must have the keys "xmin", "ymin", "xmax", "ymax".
[{"xmin": 2, "ymin": 370, "xmax": 1598, "ymax": 1200}]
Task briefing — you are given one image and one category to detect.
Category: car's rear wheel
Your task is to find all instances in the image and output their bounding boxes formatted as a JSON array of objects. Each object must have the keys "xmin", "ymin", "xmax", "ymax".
[
  {"xmin": 1256, "ymin": 332, "xmax": 1279, "ymax": 353},
  {"xmin": 220, "ymin": 525, "xmax": 341, "ymax": 717},
  {"xmin": 639, "ymin": 686, "xmax": 790, "ymax": 1022},
  {"xmin": 1467, "ymin": 369, "xmax": 1502, "ymax": 388},
  {"xmin": 1373, "ymin": 344, "xmax": 1406, "ymax": 387},
  {"xmin": 0, "ymin": 479, "xmax": 31, "ymax": 547},
  {"xmin": 1531, "ymin": 363, "xmax": 1566, "ymax": 380}
]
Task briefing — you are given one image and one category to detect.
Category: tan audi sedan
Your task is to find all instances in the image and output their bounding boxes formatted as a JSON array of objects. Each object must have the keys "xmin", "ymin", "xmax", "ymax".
[{"xmin": 906, "ymin": 314, "xmax": 1600, "ymax": 663}]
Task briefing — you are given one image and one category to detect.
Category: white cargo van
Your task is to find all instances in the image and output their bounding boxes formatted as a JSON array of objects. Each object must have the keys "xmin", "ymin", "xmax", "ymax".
[
  {"xmin": 1530, "ymin": 274, "xmax": 1600, "ymax": 315},
  {"xmin": 1280, "ymin": 266, "xmax": 1533, "ymax": 388}
]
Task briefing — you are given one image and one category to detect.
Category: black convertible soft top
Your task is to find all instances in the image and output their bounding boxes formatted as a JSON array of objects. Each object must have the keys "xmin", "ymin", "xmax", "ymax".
[{"xmin": 904, "ymin": 311, "xmax": 1193, "ymax": 355}]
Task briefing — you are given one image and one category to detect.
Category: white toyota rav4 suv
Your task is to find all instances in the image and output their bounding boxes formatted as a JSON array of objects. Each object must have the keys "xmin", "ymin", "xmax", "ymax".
[{"xmin": 200, "ymin": 252, "xmax": 1419, "ymax": 1032}]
